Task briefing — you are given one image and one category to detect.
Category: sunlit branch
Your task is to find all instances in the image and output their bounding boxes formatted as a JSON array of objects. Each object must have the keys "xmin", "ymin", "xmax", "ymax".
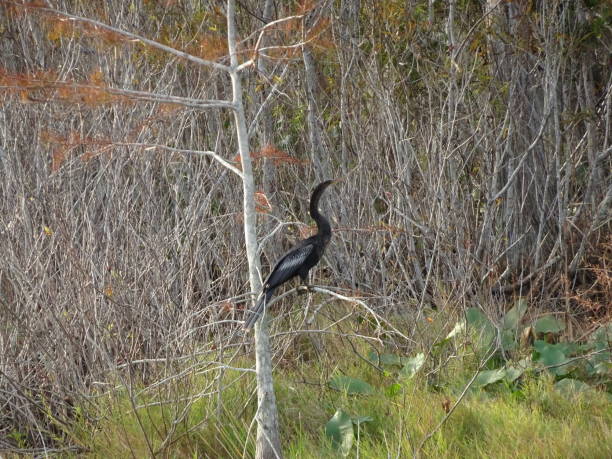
[{"xmin": 116, "ymin": 143, "xmax": 243, "ymax": 178}]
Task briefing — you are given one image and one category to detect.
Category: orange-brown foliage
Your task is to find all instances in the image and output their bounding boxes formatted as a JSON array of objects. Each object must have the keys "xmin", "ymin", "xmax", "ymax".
[
  {"xmin": 271, "ymin": 0, "xmax": 334, "ymax": 57},
  {"xmin": 3, "ymin": 0, "xmax": 48, "ymax": 18},
  {"xmin": 191, "ymin": 33, "xmax": 228, "ymax": 61},
  {"xmin": 50, "ymin": 147, "xmax": 67, "ymax": 172},
  {"xmin": 254, "ymin": 191, "xmax": 272, "ymax": 213},
  {"xmin": 41, "ymin": 129, "xmax": 112, "ymax": 172},
  {"xmin": 40, "ymin": 10, "xmax": 129, "ymax": 45},
  {"xmin": 0, "ymin": 68, "xmax": 133, "ymax": 107},
  {"xmin": 252, "ymin": 144, "xmax": 310, "ymax": 166}
]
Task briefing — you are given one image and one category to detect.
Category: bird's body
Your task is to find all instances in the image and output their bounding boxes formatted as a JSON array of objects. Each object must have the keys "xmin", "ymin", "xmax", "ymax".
[{"xmin": 243, "ymin": 180, "xmax": 335, "ymax": 330}]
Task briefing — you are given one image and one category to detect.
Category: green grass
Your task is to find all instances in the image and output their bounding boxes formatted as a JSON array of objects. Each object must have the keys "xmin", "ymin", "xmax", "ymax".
[{"xmin": 61, "ymin": 344, "xmax": 611, "ymax": 459}]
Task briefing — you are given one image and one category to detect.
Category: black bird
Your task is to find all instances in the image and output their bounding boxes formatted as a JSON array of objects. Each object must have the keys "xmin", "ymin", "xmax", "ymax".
[{"xmin": 243, "ymin": 180, "xmax": 336, "ymax": 330}]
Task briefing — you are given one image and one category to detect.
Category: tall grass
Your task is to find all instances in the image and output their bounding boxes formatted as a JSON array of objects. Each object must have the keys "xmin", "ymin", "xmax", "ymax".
[{"xmin": 64, "ymin": 345, "xmax": 611, "ymax": 458}]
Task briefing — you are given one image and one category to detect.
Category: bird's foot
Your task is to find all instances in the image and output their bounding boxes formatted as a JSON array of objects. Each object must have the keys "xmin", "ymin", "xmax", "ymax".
[{"xmin": 296, "ymin": 285, "xmax": 310, "ymax": 295}]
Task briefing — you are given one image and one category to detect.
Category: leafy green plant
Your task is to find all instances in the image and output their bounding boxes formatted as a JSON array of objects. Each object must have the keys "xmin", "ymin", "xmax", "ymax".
[
  {"xmin": 465, "ymin": 307, "xmax": 496, "ymax": 351},
  {"xmin": 400, "ymin": 353, "xmax": 426, "ymax": 379},
  {"xmin": 324, "ymin": 409, "xmax": 373, "ymax": 457},
  {"xmin": 533, "ymin": 316, "xmax": 565, "ymax": 334},
  {"xmin": 585, "ymin": 324, "xmax": 612, "ymax": 380},
  {"xmin": 452, "ymin": 300, "xmax": 610, "ymax": 395},
  {"xmin": 501, "ymin": 299, "xmax": 528, "ymax": 352},
  {"xmin": 554, "ymin": 378, "xmax": 593, "ymax": 396},
  {"xmin": 329, "ymin": 376, "xmax": 374, "ymax": 395},
  {"xmin": 325, "ymin": 409, "xmax": 354, "ymax": 456},
  {"xmin": 533, "ymin": 340, "xmax": 573, "ymax": 376},
  {"xmin": 367, "ymin": 350, "xmax": 426, "ymax": 379},
  {"xmin": 472, "ymin": 368, "xmax": 507, "ymax": 389}
]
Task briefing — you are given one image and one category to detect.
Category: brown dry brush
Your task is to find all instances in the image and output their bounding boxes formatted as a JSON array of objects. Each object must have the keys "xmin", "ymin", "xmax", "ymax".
[{"xmin": 0, "ymin": 0, "xmax": 610, "ymax": 451}]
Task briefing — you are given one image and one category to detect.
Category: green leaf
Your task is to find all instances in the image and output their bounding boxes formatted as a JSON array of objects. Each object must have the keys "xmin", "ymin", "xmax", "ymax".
[
  {"xmin": 592, "ymin": 361, "xmax": 612, "ymax": 376},
  {"xmin": 466, "ymin": 308, "xmax": 496, "ymax": 350},
  {"xmin": 503, "ymin": 298, "xmax": 528, "ymax": 331},
  {"xmin": 368, "ymin": 351, "xmax": 402, "ymax": 367},
  {"xmin": 325, "ymin": 409, "xmax": 354, "ymax": 456},
  {"xmin": 435, "ymin": 321, "xmax": 465, "ymax": 349},
  {"xmin": 329, "ymin": 376, "xmax": 374, "ymax": 395},
  {"xmin": 446, "ymin": 320, "xmax": 466, "ymax": 339},
  {"xmin": 505, "ymin": 358, "xmax": 532, "ymax": 383},
  {"xmin": 591, "ymin": 323, "xmax": 612, "ymax": 343},
  {"xmin": 533, "ymin": 341, "xmax": 571, "ymax": 376},
  {"xmin": 504, "ymin": 366, "xmax": 523, "ymax": 383},
  {"xmin": 533, "ymin": 316, "xmax": 565, "ymax": 334},
  {"xmin": 351, "ymin": 416, "xmax": 373, "ymax": 426},
  {"xmin": 586, "ymin": 325, "xmax": 612, "ymax": 367},
  {"xmin": 501, "ymin": 329, "xmax": 518, "ymax": 352},
  {"xmin": 400, "ymin": 353, "xmax": 425, "ymax": 379},
  {"xmin": 472, "ymin": 368, "xmax": 506, "ymax": 389},
  {"xmin": 555, "ymin": 342, "xmax": 579, "ymax": 356},
  {"xmin": 379, "ymin": 353, "xmax": 402, "ymax": 366},
  {"xmin": 466, "ymin": 308, "xmax": 489, "ymax": 328},
  {"xmin": 500, "ymin": 299, "xmax": 528, "ymax": 351},
  {"xmin": 386, "ymin": 383, "xmax": 402, "ymax": 397},
  {"xmin": 590, "ymin": 324, "xmax": 612, "ymax": 353},
  {"xmin": 554, "ymin": 378, "xmax": 591, "ymax": 396}
]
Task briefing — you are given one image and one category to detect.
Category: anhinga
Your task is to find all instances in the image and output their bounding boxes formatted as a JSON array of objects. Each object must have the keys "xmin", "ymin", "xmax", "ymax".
[{"xmin": 243, "ymin": 180, "xmax": 336, "ymax": 330}]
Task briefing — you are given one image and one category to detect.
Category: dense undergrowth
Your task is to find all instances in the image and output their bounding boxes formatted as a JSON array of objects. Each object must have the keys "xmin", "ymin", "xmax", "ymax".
[{"xmin": 21, "ymin": 308, "xmax": 611, "ymax": 458}]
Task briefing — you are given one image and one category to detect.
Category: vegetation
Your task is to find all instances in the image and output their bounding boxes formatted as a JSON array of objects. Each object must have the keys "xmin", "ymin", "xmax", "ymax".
[
  {"xmin": 0, "ymin": 0, "xmax": 610, "ymax": 456},
  {"xmin": 28, "ymin": 311, "xmax": 612, "ymax": 457}
]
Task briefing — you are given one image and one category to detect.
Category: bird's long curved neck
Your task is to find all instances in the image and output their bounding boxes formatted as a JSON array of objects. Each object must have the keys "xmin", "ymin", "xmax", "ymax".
[{"xmin": 310, "ymin": 183, "xmax": 332, "ymax": 237}]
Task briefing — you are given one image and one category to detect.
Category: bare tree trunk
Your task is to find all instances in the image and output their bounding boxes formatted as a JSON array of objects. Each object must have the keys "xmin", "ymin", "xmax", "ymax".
[
  {"xmin": 302, "ymin": 44, "xmax": 331, "ymax": 178},
  {"xmin": 227, "ymin": 1, "xmax": 282, "ymax": 458}
]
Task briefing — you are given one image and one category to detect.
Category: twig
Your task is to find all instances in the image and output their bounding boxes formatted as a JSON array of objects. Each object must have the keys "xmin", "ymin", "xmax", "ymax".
[
  {"xmin": 3, "ymin": 1, "xmax": 231, "ymax": 72},
  {"xmin": 116, "ymin": 142, "xmax": 243, "ymax": 178}
]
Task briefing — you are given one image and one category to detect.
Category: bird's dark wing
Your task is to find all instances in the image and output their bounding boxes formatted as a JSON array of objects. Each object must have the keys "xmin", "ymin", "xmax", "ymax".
[{"xmin": 265, "ymin": 243, "xmax": 314, "ymax": 289}]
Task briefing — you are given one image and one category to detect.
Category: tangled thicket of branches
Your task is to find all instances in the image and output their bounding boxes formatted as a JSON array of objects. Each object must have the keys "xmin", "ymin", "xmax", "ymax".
[{"xmin": 0, "ymin": 0, "xmax": 609, "ymax": 450}]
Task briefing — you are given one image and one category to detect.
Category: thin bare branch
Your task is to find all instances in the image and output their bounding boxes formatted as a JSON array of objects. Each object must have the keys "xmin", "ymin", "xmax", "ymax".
[{"xmin": 1, "ymin": 1, "xmax": 232, "ymax": 73}]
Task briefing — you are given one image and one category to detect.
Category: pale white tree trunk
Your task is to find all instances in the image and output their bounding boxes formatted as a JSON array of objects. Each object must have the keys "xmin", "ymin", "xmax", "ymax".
[{"xmin": 226, "ymin": 1, "xmax": 282, "ymax": 458}]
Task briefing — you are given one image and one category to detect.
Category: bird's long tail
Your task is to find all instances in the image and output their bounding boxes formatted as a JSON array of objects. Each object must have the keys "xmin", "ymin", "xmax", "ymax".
[{"xmin": 243, "ymin": 288, "xmax": 274, "ymax": 330}]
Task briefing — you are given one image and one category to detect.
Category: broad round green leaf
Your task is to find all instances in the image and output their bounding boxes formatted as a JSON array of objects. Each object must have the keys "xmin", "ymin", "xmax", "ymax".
[
  {"xmin": 505, "ymin": 358, "xmax": 532, "ymax": 383},
  {"xmin": 504, "ymin": 366, "xmax": 523, "ymax": 383},
  {"xmin": 590, "ymin": 324, "xmax": 612, "ymax": 352},
  {"xmin": 325, "ymin": 409, "xmax": 354, "ymax": 456},
  {"xmin": 466, "ymin": 308, "xmax": 496, "ymax": 349},
  {"xmin": 501, "ymin": 329, "xmax": 518, "ymax": 352},
  {"xmin": 368, "ymin": 351, "xmax": 403, "ymax": 367},
  {"xmin": 503, "ymin": 298, "xmax": 528, "ymax": 331},
  {"xmin": 554, "ymin": 378, "xmax": 591, "ymax": 396},
  {"xmin": 329, "ymin": 376, "xmax": 374, "ymax": 395},
  {"xmin": 534, "ymin": 340, "xmax": 571, "ymax": 375},
  {"xmin": 472, "ymin": 368, "xmax": 506, "ymax": 389},
  {"xmin": 533, "ymin": 316, "xmax": 565, "ymax": 334},
  {"xmin": 380, "ymin": 353, "xmax": 402, "ymax": 366}
]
